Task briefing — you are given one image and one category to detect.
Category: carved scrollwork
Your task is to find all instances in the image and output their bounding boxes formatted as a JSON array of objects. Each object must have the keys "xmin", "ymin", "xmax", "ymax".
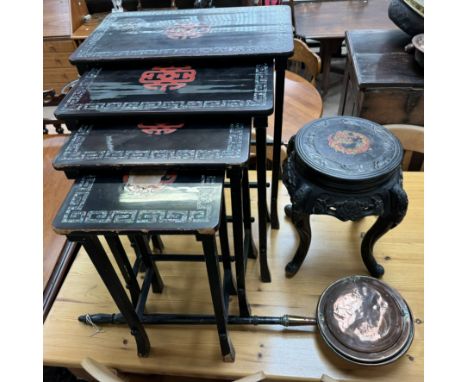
[
  {"xmin": 282, "ymin": 150, "xmax": 299, "ymax": 199},
  {"xmin": 313, "ymin": 195, "xmax": 385, "ymax": 222},
  {"xmin": 282, "ymin": 128, "xmax": 409, "ymax": 279}
]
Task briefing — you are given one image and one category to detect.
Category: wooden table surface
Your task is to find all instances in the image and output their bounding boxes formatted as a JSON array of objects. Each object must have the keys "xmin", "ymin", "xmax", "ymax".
[
  {"xmin": 346, "ymin": 29, "xmax": 424, "ymax": 88},
  {"xmin": 268, "ymin": 71, "xmax": 323, "ymax": 142},
  {"xmin": 44, "ymin": 171, "xmax": 423, "ymax": 381},
  {"xmin": 72, "ymin": 12, "xmax": 107, "ymax": 40},
  {"xmin": 43, "ymin": 0, "xmax": 71, "ymax": 38},
  {"xmin": 294, "ymin": 0, "xmax": 397, "ymax": 40}
]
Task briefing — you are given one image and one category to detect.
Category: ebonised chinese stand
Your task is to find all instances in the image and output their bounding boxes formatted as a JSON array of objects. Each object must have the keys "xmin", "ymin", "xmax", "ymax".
[{"xmin": 282, "ymin": 116, "xmax": 408, "ymax": 278}]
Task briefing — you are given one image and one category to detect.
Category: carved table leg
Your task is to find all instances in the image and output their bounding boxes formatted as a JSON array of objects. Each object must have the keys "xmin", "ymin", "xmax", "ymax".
[
  {"xmin": 361, "ymin": 184, "xmax": 408, "ymax": 278},
  {"xmin": 282, "ymin": 137, "xmax": 296, "ymax": 222},
  {"xmin": 285, "ymin": 209, "xmax": 312, "ymax": 278}
]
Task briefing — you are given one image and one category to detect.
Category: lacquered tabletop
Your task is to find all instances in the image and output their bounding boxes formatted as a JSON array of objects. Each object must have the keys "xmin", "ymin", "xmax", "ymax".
[
  {"xmin": 53, "ymin": 173, "xmax": 224, "ymax": 234},
  {"xmin": 55, "ymin": 63, "xmax": 274, "ymax": 120},
  {"xmin": 70, "ymin": 5, "xmax": 293, "ymax": 65},
  {"xmin": 295, "ymin": 116, "xmax": 402, "ymax": 181},
  {"xmin": 53, "ymin": 120, "xmax": 251, "ymax": 173}
]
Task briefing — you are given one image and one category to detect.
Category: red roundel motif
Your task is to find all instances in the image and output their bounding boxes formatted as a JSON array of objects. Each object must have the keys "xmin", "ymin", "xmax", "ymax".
[
  {"xmin": 165, "ymin": 23, "xmax": 211, "ymax": 40},
  {"xmin": 137, "ymin": 123, "xmax": 185, "ymax": 136},
  {"xmin": 328, "ymin": 130, "xmax": 370, "ymax": 155},
  {"xmin": 139, "ymin": 66, "xmax": 196, "ymax": 92}
]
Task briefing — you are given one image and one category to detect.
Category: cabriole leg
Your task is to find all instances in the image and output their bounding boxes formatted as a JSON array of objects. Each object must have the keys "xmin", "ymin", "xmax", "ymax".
[{"xmin": 285, "ymin": 209, "xmax": 312, "ymax": 278}]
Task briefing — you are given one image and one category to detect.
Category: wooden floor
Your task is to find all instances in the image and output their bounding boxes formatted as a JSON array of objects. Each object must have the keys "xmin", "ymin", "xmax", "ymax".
[{"xmin": 43, "ymin": 172, "xmax": 423, "ymax": 381}]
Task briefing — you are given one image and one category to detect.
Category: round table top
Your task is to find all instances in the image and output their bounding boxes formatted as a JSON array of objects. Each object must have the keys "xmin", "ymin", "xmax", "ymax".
[
  {"xmin": 295, "ymin": 116, "xmax": 403, "ymax": 182},
  {"xmin": 268, "ymin": 71, "xmax": 323, "ymax": 142}
]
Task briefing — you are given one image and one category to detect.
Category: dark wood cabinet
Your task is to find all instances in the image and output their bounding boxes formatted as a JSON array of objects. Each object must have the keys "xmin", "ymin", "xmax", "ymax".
[
  {"xmin": 43, "ymin": 0, "xmax": 80, "ymax": 93},
  {"xmin": 338, "ymin": 29, "xmax": 424, "ymax": 126}
]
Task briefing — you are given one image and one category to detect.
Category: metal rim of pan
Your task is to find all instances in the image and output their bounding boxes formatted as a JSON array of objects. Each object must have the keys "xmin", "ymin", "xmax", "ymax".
[
  {"xmin": 403, "ymin": 0, "xmax": 424, "ymax": 17},
  {"xmin": 316, "ymin": 275, "xmax": 414, "ymax": 366}
]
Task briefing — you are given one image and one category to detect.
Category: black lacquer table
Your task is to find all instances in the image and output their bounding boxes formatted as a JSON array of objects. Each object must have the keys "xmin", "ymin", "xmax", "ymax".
[
  {"xmin": 69, "ymin": 6, "xmax": 293, "ymax": 68},
  {"xmin": 282, "ymin": 116, "xmax": 408, "ymax": 278},
  {"xmin": 53, "ymin": 172, "xmax": 240, "ymax": 361},
  {"xmin": 67, "ymin": 4, "xmax": 294, "ymax": 236},
  {"xmin": 55, "ymin": 62, "xmax": 274, "ymax": 281},
  {"xmin": 53, "ymin": 121, "xmax": 251, "ymax": 173},
  {"xmin": 54, "ymin": 64, "xmax": 273, "ymax": 120},
  {"xmin": 53, "ymin": 120, "xmax": 256, "ymax": 316},
  {"xmin": 49, "ymin": 5, "xmax": 295, "ymax": 362}
]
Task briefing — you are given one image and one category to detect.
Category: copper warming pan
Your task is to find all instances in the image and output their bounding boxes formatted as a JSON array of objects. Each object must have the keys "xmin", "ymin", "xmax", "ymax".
[
  {"xmin": 85, "ymin": 275, "xmax": 414, "ymax": 366},
  {"xmin": 314, "ymin": 275, "xmax": 414, "ymax": 365}
]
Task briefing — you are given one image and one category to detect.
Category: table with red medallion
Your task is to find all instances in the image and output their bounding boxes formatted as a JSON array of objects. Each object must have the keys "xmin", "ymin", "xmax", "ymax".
[
  {"xmin": 55, "ymin": 61, "xmax": 275, "ymax": 282},
  {"xmin": 66, "ymin": 6, "xmax": 295, "ymax": 271}
]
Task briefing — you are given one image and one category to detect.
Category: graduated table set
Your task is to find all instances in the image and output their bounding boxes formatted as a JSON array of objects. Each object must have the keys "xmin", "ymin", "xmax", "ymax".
[{"xmin": 48, "ymin": 4, "xmax": 420, "ymax": 374}]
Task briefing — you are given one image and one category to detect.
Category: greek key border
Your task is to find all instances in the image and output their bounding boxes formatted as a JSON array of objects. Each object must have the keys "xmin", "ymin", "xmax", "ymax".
[
  {"xmin": 60, "ymin": 175, "xmax": 221, "ymax": 226},
  {"xmin": 74, "ymin": 7, "xmax": 292, "ymax": 59},
  {"xmin": 59, "ymin": 122, "xmax": 246, "ymax": 162},
  {"xmin": 62, "ymin": 64, "xmax": 270, "ymax": 112}
]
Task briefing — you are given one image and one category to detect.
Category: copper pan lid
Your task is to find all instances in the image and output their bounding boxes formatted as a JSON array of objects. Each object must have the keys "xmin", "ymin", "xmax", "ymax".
[{"xmin": 316, "ymin": 275, "xmax": 414, "ymax": 365}]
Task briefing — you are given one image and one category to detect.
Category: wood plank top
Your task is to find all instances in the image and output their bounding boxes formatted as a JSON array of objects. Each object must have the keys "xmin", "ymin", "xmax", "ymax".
[
  {"xmin": 347, "ymin": 30, "xmax": 424, "ymax": 88},
  {"xmin": 44, "ymin": 172, "xmax": 423, "ymax": 381},
  {"xmin": 71, "ymin": 12, "xmax": 108, "ymax": 40},
  {"xmin": 53, "ymin": 121, "xmax": 251, "ymax": 174},
  {"xmin": 69, "ymin": 6, "xmax": 293, "ymax": 66},
  {"xmin": 268, "ymin": 71, "xmax": 323, "ymax": 141},
  {"xmin": 53, "ymin": 172, "xmax": 224, "ymax": 235},
  {"xmin": 54, "ymin": 63, "xmax": 273, "ymax": 120},
  {"xmin": 43, "ymin": 0, "xmax": 71, "ymax": 38},
  {"xmin": 294, "ymin": 0, "xmax": 397, "ymax": 40}
]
